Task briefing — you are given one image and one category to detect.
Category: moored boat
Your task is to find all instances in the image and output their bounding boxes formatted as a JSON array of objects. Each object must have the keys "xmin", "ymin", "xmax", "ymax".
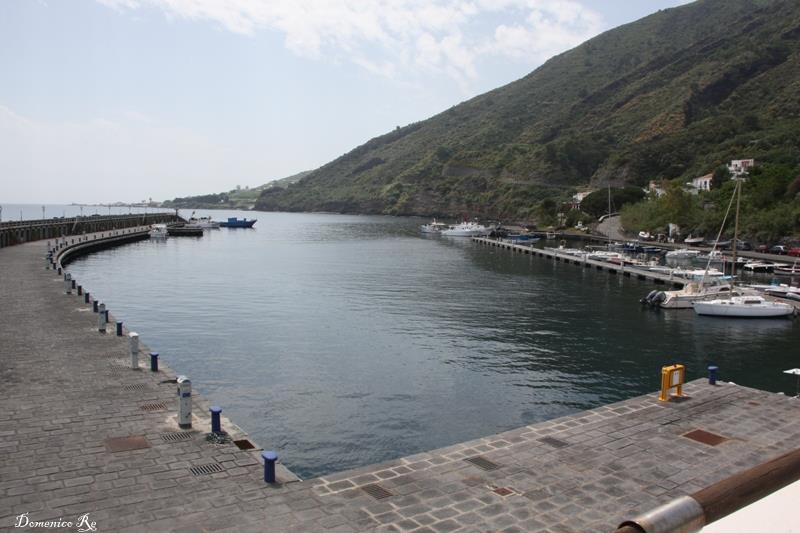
[
  {"xmin": 665, "ymin": 248, "xmax": 701, "ymax": 259},
  {"xmin": 420, "ymin": 219, "xmax": 449, "ymax": 234},
  {"xmin": 219, "ymin": 217, "xmax": 257, "ymax": 228},
  {"xmin": 149, "ymin": 223, "xmax": 168, "ymax": 239},
  {"xmin": 642, "ymin": 281, "xmax": 738, "ymax": 309},
  {"xmin": 693, "ymin": 295, "xmax": 794, "ymax": 318},
  {"xmin": 774, "ymin": 261, "xmax": 800, "ymax": 276},
  {"xmin": 188, "ymin": 213, "xmax": 220, "ymax": 228},
  {"xmin": 167, "ymin": 224, "xmax": 204, "ymax": 237},
  {"xmin": 441, "ymin": 221, "xmax": 491, "ymax": 237}
]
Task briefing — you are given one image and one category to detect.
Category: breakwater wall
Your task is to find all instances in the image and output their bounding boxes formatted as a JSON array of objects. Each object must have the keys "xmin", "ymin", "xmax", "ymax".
[{"xmin": 0, "ymin": 213, "xmax": 180, "ymax": 248}]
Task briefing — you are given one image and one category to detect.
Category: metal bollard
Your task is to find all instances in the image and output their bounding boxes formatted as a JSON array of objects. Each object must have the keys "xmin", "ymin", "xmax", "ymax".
[
  {"xmin": 64, "ymin": 273, "xmax": 72, "ymax": 294},
  {"xmin": 129, "ymin": 332, "xmax": 139, "ymax": 369},
  {"xmin": 98, "ymin": 304, "xmax": 106, "ymax": 333},
  {"xmin": 77, "ymin": 285, "xmax": 82, "ymax": 296},
  {"xmin": 71, "ymin": 279, "xmax": 76, "ymax": 290},
  {"xmin": 177, "ymin": 376, "xmax": 192, "ymax": 428},
  {"xmin": 262, "ymin": 451, "xmax": 278, "ymax": 484},
  {"xmin": 57, "ymin": 267, "xmax": 61, "ymax": 275},
  {"xmin": 116, "ymin": 321, "xmax": 123, "ymax": 336},
  {"xmin": 92, "ymin": 299, "xmax": 98, "ymax": 313},
  {"xmin": 210, "ymin": 406, "xmax": 222, "ymax": 434},
  {"xmin": 150, "ymin": 352, "xmax": 158, "ymax": 372},
  {"xmin": 708, "ymin": 365, "xmax": 719, "ymax": 385},
  {"xmin": 84, "ymin": 291, "xmax": 90, "ymax": 304}
]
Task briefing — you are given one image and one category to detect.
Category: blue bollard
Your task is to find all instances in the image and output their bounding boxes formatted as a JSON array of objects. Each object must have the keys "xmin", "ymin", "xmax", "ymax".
[
  {"xmin": 92, "ymin": 300, "xmax": 98, "ymax": 313},
  {"xmin": 210, "ymin": 406, "xmax": 222, "ymax": 434},
  {"xmin": 262, "ymin": 451, "xmax": 278, "ymax": 484},
  {"xmin": 150, "ymin": 352, "xmax": 158, "ymax": 372},
  {"xmin": 708, "ymin": 365, "xmax": 719, "ymax": 385},
  {"xmin": 116, "ymin": 321, "xmax": 123, "ymax": 336}
]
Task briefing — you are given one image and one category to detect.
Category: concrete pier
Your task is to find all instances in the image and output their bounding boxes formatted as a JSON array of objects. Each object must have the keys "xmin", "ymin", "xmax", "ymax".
[
  {"xmin": 2, "ymin": 232, "xmax": 799, "ymax": 532},
  {"xmin": 474, "ymin": 237, "xmax": 687, "ymax": 288}
]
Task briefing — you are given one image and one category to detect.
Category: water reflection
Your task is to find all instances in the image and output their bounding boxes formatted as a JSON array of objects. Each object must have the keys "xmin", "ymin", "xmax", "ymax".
[{"xmin": 66, "ymin": 211, "xmax": 800, "ymax": 478}]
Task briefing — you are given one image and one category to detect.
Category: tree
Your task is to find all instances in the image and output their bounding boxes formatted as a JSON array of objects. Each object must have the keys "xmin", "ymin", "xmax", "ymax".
[{"xmin": 711, "ymin": 165, "xmax": 730, "ymax": 189}]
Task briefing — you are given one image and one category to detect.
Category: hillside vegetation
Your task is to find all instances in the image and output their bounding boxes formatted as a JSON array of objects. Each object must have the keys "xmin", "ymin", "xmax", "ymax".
[
  {"xmin": 162, "ymin": 170, "xmax": 310, "ymax": 209},
  {"xmin": 256, "ymin": 0, "xmax": 800, "ymax": 229}
]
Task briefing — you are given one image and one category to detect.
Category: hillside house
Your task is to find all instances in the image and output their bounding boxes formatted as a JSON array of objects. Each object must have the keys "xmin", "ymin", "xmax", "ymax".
[
  {"xmin": 571, "ymin": 190, "xmax": 594, "ymax": 209},
  {"xmin": 728, "ymin": 159, "xmax": 755, "ymax": 177},
  {"xmin": 687, "ymin": 173, "xmax": 713, "ymax": 192}
]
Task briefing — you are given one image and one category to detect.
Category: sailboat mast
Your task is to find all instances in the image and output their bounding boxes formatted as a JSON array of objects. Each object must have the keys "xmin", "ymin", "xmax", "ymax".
[{"xmin": 731, "ymin": 179, "xmax": 742, "ymax": 279}]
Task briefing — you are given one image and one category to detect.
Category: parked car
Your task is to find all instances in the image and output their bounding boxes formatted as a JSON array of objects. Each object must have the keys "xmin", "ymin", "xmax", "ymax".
[
  {"xmin": 769, "ymin": 245, "xmax": 788, "ymax": 255},
  {"xmin": 756, "ymin": 244, "xmax": 769, "ymax": 253},
  {"xmin": 789, "ymin": 247, "xmax": 800, "ymax": 257}
]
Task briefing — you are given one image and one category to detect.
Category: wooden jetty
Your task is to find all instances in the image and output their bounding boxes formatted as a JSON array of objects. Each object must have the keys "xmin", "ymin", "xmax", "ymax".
[{"xmin": 473, "ymin": 237, "xmax": 686, "ymax": 288}]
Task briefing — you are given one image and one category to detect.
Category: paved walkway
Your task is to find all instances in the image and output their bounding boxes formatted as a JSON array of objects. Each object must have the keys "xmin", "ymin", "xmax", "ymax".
[{"xmin": 2, "ymin": 236, "xmax": 799, "ymax": 532}]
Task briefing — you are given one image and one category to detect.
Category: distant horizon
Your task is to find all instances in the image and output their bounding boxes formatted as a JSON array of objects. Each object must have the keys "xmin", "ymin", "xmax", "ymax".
[{"xmin": 2, "ymin": 0, "xmax": 691, "ymax": 204}]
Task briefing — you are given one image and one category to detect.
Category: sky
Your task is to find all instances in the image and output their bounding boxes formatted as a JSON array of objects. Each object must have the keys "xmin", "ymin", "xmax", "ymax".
[{"xmin": 1, "ymin": 0, "xmax": 691, "ymax": 204}]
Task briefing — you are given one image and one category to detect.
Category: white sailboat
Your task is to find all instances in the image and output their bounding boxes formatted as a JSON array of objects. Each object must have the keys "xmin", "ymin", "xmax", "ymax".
[
  {"xmin": 691, "ymin": 179, "xmax": 794, "ymax": 318},
  {"xmin": 693, "ymin": 296, "xmax": 793, "ymax": 317}
]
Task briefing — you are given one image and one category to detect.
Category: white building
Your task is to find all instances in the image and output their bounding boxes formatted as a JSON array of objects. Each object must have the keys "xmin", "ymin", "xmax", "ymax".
[
  {"xmin": 571, "ymin": 190, "xmax": 593, "ymax": 209},
  {"xmin": 728, "ymin": 159, "xmax": 755, "ymax": 177},
  {"xmin": 688, "ymin": 173, "xmax": 713, "ymax": 192}
]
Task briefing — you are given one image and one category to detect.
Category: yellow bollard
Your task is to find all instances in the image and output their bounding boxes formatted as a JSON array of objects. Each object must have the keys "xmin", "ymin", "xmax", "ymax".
[{"xmin": 659, "ymin": 364, "xmax": 685, "ymax": 402}]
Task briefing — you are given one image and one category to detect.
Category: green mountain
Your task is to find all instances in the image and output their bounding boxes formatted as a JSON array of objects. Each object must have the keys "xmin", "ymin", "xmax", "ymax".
[{"xmin": 256, "ymin": 0, "xmax": 800, "ymax": 221}]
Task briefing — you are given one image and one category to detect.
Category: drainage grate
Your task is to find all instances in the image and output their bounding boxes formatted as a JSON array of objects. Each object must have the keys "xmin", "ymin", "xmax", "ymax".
[
  {"xmin": 161, "ymin": 432, "xmax": 193, "ymax": 443},
  {"xmin": 139, "ymin": 402, "xmax": 167, "ymax": 412},
  {"xmin": 190, "ymin": 463, "xmax": 224, "ymax": 476},
  {"xmin": 361, "ymin": 483, "xmax": 393, "ymax": 500},
  {"xmin": 464, "ymin": 456, "xmax": 500, "ymax": 471},
  {"xmin": 234, "ymin": 439, "xmax": 255, "ymax": 450},
  {"xmin": 683, "ymin": 429, "xmax": 728, "ymax": 446},
  {"xmin": 123, "ymin": 384, "xmax": 147, "ymax": 392},
  {"xmin": 539, "ymin": 436, "xmax": 569, "ymax": 449},
  {"xmin": 106, "ymin": 435, "xmax": 151, "ymax": 452}
]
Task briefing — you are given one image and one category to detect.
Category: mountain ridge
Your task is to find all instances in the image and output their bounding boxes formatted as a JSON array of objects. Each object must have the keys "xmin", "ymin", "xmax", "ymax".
[{"xmin": 256, "ymin": 0, "xmax": 800, "ymax": 221}]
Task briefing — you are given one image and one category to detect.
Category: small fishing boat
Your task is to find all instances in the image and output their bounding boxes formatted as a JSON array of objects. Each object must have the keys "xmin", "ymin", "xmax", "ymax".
[
  {"xmin": 420, "ymin": 219, "xmax": 448, "ymax": 234},
  {"xmin": 693, "ymin": 295, "xmax": 794, "ymax": 318},
  {"xmin": 684, "ymin": 235, "xmax": 705, "ymax": 245},
  {"xmin": 167, "ymin": 224, "xmax": 204, "ymax": 237},
  {"xmin": 441, "ymin": 221, "xmax": 491, "ymax": 237},
  {"xmin": 219, "ymin": 217, "xmax": 257, "ymax": 228},
  {"xmin": 149, "ymin": 224, "xmax": 168, "ymax": 239},
  {"xmin": 188, "ymin": 213, "xmax": 220, "ymax": 228}
]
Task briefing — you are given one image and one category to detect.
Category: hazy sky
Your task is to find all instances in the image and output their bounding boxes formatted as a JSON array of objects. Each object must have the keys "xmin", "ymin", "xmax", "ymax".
[{"xmin": 1, "ymin": 0, "xmax": 690, "ymax": 204}]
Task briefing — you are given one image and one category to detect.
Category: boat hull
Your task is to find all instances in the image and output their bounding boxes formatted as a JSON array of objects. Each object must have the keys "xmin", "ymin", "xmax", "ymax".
[{"xmin": 693, "ymin": 300, "xmax": 793, "ymax": 317}]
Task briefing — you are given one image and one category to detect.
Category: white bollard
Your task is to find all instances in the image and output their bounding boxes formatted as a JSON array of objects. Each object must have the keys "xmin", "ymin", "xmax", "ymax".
[
  {"xmin": 177, "ymin": 376, "xmax": 192, "ymax": 428},
  {"xmin": 129, "ymin": 332, "xmax": 139, "ymax": 369},
  {"xmin": 98, "ymin": 303, "xmax": 106, "ymax": 333}
]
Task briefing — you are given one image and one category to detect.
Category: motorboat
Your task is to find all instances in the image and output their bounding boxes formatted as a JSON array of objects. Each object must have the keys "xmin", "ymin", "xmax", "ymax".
[
  {"xmin": 149, "ymin": 224, "xmax": 168, "ymax": 239},
  {"xmin": 684, "ymin": 235, "xmax": 705, "ymax": 245},
  {"xmin": 507, "ymin": 234, "xmax": 541, "ymax": 244},
  {"xmin": 665, "ymin": 248, "xmax": 701, "ymax": 259},
  {"xmin": 638, "ymin": 231, "xmax": 653, "ymax": 241},
  {"xmin": 187, "ymin": 214, "xmax": 220, "ymax": 228},
  {"xmin": 441, "ymin": 221, "xmax": 491, "ymax": 237},
  {"xmin": 642, "ymin": 281, "xmax": 739, "ymax": 309},
  {"xmin": 693, "ymin": 295, "xmax": 794, "ymax": 318},
  {"xmin": 742, "ymin": 261, "xmax": 779, "ymax": 273},
  {"xmin": 587, "ymin": 251, "xmax": 624, "ymax": 262},
  {"xmin": 219, "ymin": 217, "xmax": 256, "ymax": 228},
  {"xmin": 774, "ymin": 262, "xmax": 800, "ymax": 277},
  {"xmin": 745, "ymin": 283, "xmax": 800, "ymax": 301},
  {"xmin": 167, "ymin": 223, "xmax": 204, "ymax": 237},
  {"xmin": 420, "ymin": 219, "xmax": 449, "ymax": 234}
]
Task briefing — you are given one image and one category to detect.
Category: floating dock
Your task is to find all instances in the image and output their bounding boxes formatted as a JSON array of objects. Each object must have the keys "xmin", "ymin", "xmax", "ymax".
[
  {"xmin": 2, "ymin": 231, "xmax": 799, "ymax": 532},
  {"xmin": 473, "ymin": 237, "xmax": 686, "ymax": 288}
]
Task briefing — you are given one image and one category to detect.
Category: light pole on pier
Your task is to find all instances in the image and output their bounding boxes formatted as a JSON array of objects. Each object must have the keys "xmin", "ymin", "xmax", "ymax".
[{"xmin": 42, "ymin": 205, "xmax": 46, "ymax": 220}]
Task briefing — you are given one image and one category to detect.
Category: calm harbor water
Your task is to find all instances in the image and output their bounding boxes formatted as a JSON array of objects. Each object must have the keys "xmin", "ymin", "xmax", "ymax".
[{"xmin": 66, "ymin": 210, "xmax": 800, "ymax": 479}]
